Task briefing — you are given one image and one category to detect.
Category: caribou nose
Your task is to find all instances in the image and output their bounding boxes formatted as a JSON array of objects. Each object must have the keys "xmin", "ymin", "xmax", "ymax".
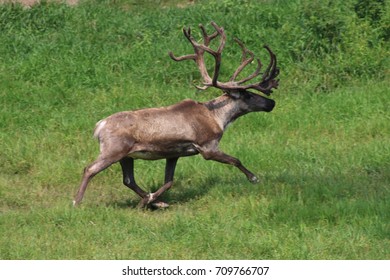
[{"xmin": 265, "ymin": 99, "xmax": 276, "ymax": 112}]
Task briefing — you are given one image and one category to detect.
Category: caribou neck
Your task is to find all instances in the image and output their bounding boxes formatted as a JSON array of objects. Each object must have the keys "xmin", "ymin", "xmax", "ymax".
[{"xmin": 204, "ymin": 94, "xmax": 248, "ymax": 131}]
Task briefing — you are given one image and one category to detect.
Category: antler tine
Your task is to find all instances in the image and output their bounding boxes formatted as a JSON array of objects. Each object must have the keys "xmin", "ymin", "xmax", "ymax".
[
  {"xmin": 169, "ymin": 22, "xmax": 228, "ymax": 89},
  {"xmin": 226, "ymin": 40, "xmax": 279, "ymax": 95},
  {"xmin": 168, "ymin": 52, "xmax": 196, "ymax": 62},
  {"xmin": 208, "ymin": 22, "xmax": 226, "ymax": 87},
  {"xmin": 234, "ymin": 45, "xmax": 279, "ymax": 95},
  {"xmin": 236, "ymin": 58, "xmax": 263, "ymax": 85},
  {"xmin": 192, "ymin": 21, "xmax": 226, "ymax": 89},
  {"xmin": 230, "ymin": 38, "xmax": 259, "ymax": 83},
  {"xmin": 209, "ymin": 22, "xmax": 225, "ymax": 48},
  {"xmin": 169, "ymin": 27, "xmax": 194, "ymax": 61},
  {"xmin": 260, "ymin": 45, "xmax": 276, "ymax": 81},
  {"xmin": 256, "ymin": 45, "xmax": 279, "ymax": 94},
  {"xmin": 199, "ymin": 24, "xmax": 219, "ymax": 47}
]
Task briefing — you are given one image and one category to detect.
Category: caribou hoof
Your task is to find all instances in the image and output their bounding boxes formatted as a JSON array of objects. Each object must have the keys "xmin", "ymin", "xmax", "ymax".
[
  {"xmin": 138, "ymin": 193, "xmax": 155, "ymax": 208},
  {"xmin": 151, "ymin": 201, "xmax": 170, "ymax": 209},
  {"xmin": 249, "ymin": 175, "xmax": 259, "ymax": 184},
  {"xmin": 138, "ymin": 193, "xmax": 169, "ymax": 209}
]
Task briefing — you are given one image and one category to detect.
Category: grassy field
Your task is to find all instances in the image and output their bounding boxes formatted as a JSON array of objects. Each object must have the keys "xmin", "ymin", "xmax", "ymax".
[{"xmin": 0, "ymin": 0, "xmax": 389, "ymax": 259}]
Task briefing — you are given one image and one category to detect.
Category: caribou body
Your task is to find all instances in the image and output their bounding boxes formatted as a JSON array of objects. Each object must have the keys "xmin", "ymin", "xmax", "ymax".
[{"xmin": 73, "ymin": 22, "xmax": 279, "ymax": 208}]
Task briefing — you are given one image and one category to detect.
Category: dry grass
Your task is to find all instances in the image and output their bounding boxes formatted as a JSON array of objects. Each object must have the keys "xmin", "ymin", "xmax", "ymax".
[{"xmin": 0, "ymin": 0, "xmax": 78, "ymax": 7}]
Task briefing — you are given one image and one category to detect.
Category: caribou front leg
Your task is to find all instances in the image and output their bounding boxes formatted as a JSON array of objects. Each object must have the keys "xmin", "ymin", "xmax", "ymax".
[
  {"xmin": 120, "ymin": 158, "xmax": 148, "ymax": 201},
  {"xmin": 196, "ymin": 141, "xmax": 259, "ymax": 183},
  {"xmin": 139, "ymin": 157, "xmax": 179, "ymax": 209}
]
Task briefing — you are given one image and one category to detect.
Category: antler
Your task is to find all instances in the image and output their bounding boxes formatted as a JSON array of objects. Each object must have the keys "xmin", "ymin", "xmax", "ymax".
[
  {"xmin": 169, "ymin": 21, "xmax": 225, "ymax": 90},
  {"xmin": 169, "ymin": 22, "xmax": 279, "ymax": 96}
]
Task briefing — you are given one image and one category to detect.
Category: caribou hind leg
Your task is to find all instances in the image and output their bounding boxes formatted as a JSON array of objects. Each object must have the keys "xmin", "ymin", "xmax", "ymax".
[
  {"xmin": 73, "ymin": 136, "xmax": 134, "ymax": 206},
  {"xmin": 74, "ymin": 155, "xmax": 118, "ymax": 206}
]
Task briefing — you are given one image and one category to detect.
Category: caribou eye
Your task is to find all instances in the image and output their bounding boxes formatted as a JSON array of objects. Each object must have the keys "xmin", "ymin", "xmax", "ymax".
[{"xmin": 244, "ymin": 93, "xmax": 253, "ymax": 100}]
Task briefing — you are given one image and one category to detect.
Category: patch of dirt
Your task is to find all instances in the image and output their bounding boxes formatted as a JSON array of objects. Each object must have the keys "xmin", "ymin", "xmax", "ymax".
[
  {"xmin": 176, "ymin": 0, "xmax": 195, "ymax": 9},
  {"xmin": 0, "ymin": 0, "xmax": 79, "ymax": 7}
]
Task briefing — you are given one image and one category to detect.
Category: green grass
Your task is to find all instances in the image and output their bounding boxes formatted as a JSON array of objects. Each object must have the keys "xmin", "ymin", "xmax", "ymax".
[{"xmin": 0, "ymin": 0, "xmax": 389, "ymax": 259}]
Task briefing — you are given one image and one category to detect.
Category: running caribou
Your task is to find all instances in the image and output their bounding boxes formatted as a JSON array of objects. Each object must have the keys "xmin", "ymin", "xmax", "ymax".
[{"xmin": 73, "ymin": 22, "xmax": 279, "ymax": 208}]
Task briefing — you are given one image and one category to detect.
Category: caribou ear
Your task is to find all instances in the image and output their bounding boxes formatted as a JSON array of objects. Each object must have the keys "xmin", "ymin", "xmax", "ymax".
[{"xmin": 226, "ymin": 90, "xmax": 242, "ymax": 99}]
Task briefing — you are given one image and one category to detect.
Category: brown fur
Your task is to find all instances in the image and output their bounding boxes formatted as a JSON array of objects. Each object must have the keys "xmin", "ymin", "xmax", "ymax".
[{"xmin": 73, "ymin": 92, "xmax": 275, "ymax": 208}]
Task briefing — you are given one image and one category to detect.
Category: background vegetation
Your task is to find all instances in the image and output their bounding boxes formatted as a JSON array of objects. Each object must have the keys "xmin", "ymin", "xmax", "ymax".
[{"xmin": 0, "ymin": 0, "xmax": 389, "ymax": 259}]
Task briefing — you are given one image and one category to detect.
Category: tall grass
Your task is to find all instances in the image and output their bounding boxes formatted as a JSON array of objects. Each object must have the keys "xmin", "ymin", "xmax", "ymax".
[{"xmin": 0, "ymin": 0, "xmax": 389, "ymax": 259}]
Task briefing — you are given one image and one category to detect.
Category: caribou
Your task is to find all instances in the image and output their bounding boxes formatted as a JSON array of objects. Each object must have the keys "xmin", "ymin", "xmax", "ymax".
[{"xmin": 73, "ymin": 22, "xmax": 279, "ymax": 208}]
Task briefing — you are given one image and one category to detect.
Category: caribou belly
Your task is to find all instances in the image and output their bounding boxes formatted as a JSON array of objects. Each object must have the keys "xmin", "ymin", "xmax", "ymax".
[{"xmin": 128, "ymin": 143, "xmax": 199, "ymax": 160}]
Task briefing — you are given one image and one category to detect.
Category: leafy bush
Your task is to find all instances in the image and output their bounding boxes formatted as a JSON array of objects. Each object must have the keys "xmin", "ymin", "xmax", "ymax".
[{"xmin": 0, "ymin": 0, "xmax": 388, "ymax": 94}]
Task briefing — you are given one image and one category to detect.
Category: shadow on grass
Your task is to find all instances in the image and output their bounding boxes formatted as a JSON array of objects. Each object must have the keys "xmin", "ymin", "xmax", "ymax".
[
  {"xmin": 105, "ymin": 175, "xmax": 240, "ymax": 209},
  {"xmin": 105, "ymin": 163, "xmax": 390, "ymax": 213}
]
